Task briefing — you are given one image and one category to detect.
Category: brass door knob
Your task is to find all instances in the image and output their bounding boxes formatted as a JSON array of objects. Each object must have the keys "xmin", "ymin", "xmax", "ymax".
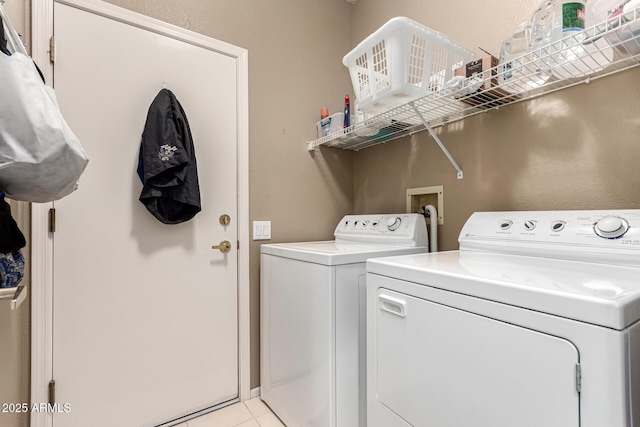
[{"xmin": 212, "ymin": 240, "xmax": 232, "ymax": 253}]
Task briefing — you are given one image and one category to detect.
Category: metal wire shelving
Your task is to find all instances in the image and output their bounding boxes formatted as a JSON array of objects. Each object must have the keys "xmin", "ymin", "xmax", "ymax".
[{"xmin": 307, "ymin": 9, "xmax": 640, "ymax": 179}]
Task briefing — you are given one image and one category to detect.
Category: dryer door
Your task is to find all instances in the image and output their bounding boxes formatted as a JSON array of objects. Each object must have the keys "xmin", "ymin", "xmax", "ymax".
[{"xmin": 374, "ymin": 288, "xmax": 580, "ymax": 427}]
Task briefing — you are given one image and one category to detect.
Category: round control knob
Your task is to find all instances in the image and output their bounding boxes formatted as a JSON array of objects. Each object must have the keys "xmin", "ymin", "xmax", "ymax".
[
  {"xmin": 499, "ymin": 220, "xmax": 513, "ymax": 231},
  {"xmin": 594, "ymin": 216, "xmax": 629, "ymax": 239},
  {"xmin": 387, "ymin": 217, "xmax": 401, "ymax": 231},
  {"xmin": 524, "ymin": 220, "xmax": 537, "ymax": 231},
  {"xmin": 551, "ymin": 221, "xmax": 566, "ymax": 232}
]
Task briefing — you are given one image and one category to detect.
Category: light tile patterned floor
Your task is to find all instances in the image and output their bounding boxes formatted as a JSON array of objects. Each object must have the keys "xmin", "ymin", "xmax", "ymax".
[{"xmin": 176, "ymin": 398, "xmax": 285, "ymax": 427}]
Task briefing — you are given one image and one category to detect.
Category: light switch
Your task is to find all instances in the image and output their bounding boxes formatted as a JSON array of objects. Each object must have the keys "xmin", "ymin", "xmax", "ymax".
[{"xmin": 253, "ymin": 221, "xmax": 271, "ymax": 240}]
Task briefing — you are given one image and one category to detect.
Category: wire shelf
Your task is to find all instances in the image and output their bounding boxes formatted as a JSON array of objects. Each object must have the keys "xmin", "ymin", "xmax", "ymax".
[{"xmin": 308, "ymin": 9, "xmax": 640, "ymax": 153}]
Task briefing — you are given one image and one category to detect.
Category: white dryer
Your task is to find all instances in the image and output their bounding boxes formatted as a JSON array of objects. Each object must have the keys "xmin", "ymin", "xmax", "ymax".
[
  {"xmin": 366, "ymin": 210, "xmax": 640, "ymax": 427},
  {"xmin": 261, "ymin": 214, "xmax": 429, "ymax": 427}
]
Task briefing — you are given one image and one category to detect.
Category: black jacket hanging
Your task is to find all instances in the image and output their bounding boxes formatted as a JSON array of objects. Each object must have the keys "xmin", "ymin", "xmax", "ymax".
[
  {"xmin": 0, "ymin": 17, "xmax": 9, "ymax": 56},
  {"xmin": 137, "ymin": 89, "xmax": 201, "ymax": 224},
  {"xmin": 0, "ymin": 192, "xmax": 26, "ymax": 253}
]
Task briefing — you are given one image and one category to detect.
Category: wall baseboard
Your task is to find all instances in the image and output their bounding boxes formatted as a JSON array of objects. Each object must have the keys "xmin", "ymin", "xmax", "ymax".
[{"xmin": 250, "ymin": 387, "xmax": 261, "ymax": 399}]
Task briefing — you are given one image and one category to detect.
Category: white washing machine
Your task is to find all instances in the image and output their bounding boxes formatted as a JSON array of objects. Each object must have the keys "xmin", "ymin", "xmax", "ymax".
[
  {"xmin": 366, "ymin": 210, "xmax": 640, "ymax": 427},
  {"xmin": 261, "ymin": 214, "xmax": 429, "ymax": 427}
]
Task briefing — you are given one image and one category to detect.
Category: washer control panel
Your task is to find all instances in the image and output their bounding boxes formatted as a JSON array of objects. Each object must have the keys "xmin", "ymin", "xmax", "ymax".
[
  {"xmin": 334, "ymin": 214, "xmax": 428, "ymax": 247},
  {"xmin": 459, "ymin": 210, "xmax": 640, "ymax": 266}
]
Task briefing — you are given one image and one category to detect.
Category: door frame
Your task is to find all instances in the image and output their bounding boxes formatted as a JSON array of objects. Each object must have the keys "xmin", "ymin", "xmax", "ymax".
[{"xmin": 29, "ymin": 1, "xmax": 250, "ymax": 426}]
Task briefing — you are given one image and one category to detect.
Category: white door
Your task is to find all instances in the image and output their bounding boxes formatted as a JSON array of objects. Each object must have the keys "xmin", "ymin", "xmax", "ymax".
[
  {"xmin": 373, "ymin": 288, "xmax": 580, "ymax": 427},
  {"xmin": 51, "ymin": 2, "xmax": 239, "ymax": 426}
]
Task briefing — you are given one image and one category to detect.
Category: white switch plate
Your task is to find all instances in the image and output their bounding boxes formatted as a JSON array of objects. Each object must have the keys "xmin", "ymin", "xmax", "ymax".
[{"xmin": 253, "ymin": 221, "xmax": 271, "ymax": 240}]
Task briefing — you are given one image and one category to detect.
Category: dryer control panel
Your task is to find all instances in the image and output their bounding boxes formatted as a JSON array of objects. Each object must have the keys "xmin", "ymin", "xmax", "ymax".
[
  {"xmin": 459, "ymin": 210, "xmax": 640, "ymax": 267},
  {"xmin": 334, "ymin": 214, "xmax": 428, "ymax": 247}
]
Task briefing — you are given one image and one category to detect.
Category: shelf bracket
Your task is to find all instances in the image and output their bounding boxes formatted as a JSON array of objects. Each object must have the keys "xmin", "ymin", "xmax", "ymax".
[{"xmin": 409, "ymin": 102, "xmax": 463, "ymax": 180}]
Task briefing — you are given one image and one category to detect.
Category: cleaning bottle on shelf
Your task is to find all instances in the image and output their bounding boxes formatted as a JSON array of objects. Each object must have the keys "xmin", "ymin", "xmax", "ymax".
[
  {"xmin": 531, "ymin": 0, "xmax": 587, "ymax": 78},
  {"xmin": 320, "ymin": 108, "xmax": 331, "ymax": 137},
  {"xmin": 343, "ymin": 95, "xmax": 350, "ymax": 128},
  {"xmin": 532, "ymin": 0, "xmax": 586, "ymax": 45},
  {"xmin": 557, "ymin": 0, "xmax": 585, "ymax": 34}
]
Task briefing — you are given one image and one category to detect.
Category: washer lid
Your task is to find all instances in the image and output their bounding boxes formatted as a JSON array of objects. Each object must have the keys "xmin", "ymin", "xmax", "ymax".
[
  {"xmin": 261, "ymin": 241, "xmax": 428, "ymax": 266},
  {"xmin": 367, "ymin": 251, "xmax": 640, "ymax": 329}
]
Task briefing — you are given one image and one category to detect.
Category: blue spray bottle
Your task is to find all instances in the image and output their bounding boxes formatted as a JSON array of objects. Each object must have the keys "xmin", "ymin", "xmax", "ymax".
[{"xmin": 343, "ymin": 95, "xmax": 350, "ymax": 128}]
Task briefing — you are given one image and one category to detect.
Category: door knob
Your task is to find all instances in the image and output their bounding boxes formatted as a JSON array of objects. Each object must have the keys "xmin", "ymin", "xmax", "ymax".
[{"xmin": 212, "ymin": 240, "xmax": 232, "ymax": 253}]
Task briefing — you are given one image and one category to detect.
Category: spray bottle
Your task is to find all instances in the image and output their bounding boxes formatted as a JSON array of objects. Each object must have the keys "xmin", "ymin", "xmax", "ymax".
[{"xmin": 343, "ymin": 95, "xmax": 350, "ymax": 128}]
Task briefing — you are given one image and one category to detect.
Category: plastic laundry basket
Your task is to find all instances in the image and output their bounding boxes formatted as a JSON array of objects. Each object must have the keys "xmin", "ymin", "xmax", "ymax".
[{"xmin": 343, "ymin": 17, "xmax": 475, "ymax": 116}]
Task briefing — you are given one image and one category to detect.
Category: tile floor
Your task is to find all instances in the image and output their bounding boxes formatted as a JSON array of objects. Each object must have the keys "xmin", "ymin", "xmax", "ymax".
[{"xmin": 175, "ymin": 398, "xmax": 284, "ymax": 427}]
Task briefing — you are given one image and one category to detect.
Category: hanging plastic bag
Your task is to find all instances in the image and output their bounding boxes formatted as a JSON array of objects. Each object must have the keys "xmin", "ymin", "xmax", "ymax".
[{"xmin": 0, "ymin": 7, "xmax": 88, "ymax": 202}]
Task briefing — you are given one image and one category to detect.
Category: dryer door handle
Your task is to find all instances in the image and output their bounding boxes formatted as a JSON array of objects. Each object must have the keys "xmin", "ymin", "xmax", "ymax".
[{"xmin": 379, "ymin": 293, "xmax": 407, "ymax": 318}]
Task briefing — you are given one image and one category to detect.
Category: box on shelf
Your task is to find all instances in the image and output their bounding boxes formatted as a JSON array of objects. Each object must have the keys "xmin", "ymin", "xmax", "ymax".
[
  {"xmin": 343, "ymin": 17, "xmax": 475, "ymax": 116},
  {"xmin": 316, "ymin": 112, "xmax": 345, "ymax": 138},
  {"xmin": 454, "ymin": 55, "xmax": 519, "ymax": 109}
]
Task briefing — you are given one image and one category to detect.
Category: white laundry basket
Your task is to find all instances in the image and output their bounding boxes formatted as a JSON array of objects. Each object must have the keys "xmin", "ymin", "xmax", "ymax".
[{"xmin": 343, "ymin": 17, "xmax": 475, "ymax": 116}]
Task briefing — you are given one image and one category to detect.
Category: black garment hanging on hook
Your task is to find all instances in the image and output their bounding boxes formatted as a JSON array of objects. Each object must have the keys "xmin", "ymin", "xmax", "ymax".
[
  {"xmin": 1, "ymin": 16, "xmax": 10, "ymax": 55},
  {"xmin": 137, "ymin": 89, "xmax": 201, "ymax": 224},
  {"xmin": 0, "ymin": 192, "xmax": 26, "ymax": 253}
]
